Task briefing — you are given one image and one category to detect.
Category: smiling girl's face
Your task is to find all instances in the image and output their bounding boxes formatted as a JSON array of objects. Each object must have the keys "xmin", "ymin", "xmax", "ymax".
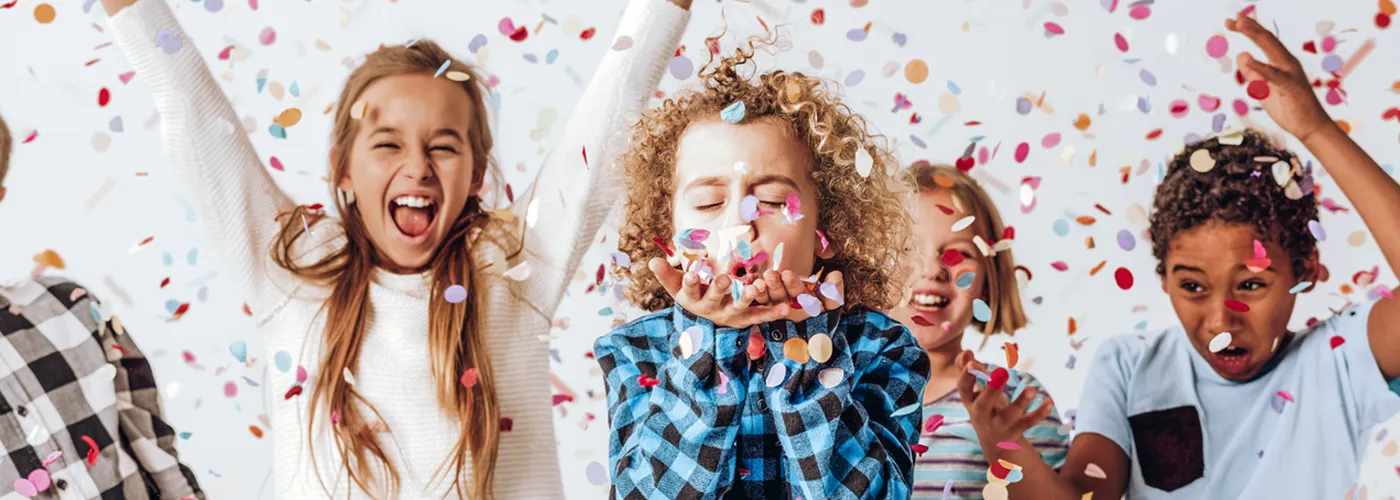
[{"xmin": 886, "ymin": 189, "xmax": 987, "ymax": 351}]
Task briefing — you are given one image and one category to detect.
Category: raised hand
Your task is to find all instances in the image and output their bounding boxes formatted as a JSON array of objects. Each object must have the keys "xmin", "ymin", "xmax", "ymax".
[
  {"xmin": 955, "ymin": 350, "xmax": 1054, "ymax": 449},
  {"xmin": 1226, "ymin": 12, "xmax": 1333, "ymax": 142},
  {"xmin": 649, "ymin": 258, "xmax": 846, "ymax": 328}
]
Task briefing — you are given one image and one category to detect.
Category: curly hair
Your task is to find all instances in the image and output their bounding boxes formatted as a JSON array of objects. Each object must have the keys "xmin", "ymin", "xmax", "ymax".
[
  {"xmin": 1149, "ymin": 128, "xmax": 1319, "ymax": 278},
  {"xmin": 615, "ymin": 31, "xmax": 910, "ymax": 312}
]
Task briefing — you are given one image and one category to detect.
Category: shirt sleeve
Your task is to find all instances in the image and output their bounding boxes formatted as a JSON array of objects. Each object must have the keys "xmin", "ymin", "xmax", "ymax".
[
  {"xmin": 763, "ymin": 310, "xmax": 930, "ymax": 500},
  {"xmin": 594, "ymin": 310, "xmax": 747, "ymax": 499},
  {"xmin": 1072, "ymin": 335, "xmax": 1142, "ymax": 456},
  {"xmin": 97, "ymin": 299, "xmax": 206, "ymax": 500},
  {"xmin": 1012, "ymin": 372, "xmax": 1071, "ymax": 471},
  {"xmin": 1327, "ymin": 299, "xmax": 1400, "ymax": 439},
  {"xmin": 1355, "ymin": 411, "xmax": 1400, "ymax": 495}
]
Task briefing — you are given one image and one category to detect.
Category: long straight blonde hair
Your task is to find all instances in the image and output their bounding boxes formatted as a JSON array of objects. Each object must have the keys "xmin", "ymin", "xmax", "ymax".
[{"xmin": 271, "ymin": 40, "xmax": 505, "ymax": 500}]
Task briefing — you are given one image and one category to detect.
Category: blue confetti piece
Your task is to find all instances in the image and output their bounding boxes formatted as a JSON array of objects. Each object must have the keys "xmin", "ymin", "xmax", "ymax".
[
  {"xmin": 179, "ymin": 432, "xmax": 192, "ymax": 440},
  {"xmin": 599, "ymin": 307, "xmax": 614, "ymax": 316},
  {"xmin": 1382, "ymin": 163, "xmax": 1394, "ymax": 176},
  {"xmin": 1006, "ymin": 469, "xmax": 1025, "ymax": 483},
  {"xmin": 230, "ymin": 341, "xmax": 248, "ymax": 363},
  {"xmin": 731, "ymin": 279, "xmax": 743, "ymax": 304},
  {"xmin": 721, "ymin": 100, "xmax": 746, "ymax": 124},
  {"xmin": 89, "ymin": 302, "xmax": 102, "ymax": 324},
  {"xmin": 546, "ymin": 49, "xmax": 558, "ymax": 64},
  {"xmin": 973, "ymin": 299, "xmax": 991, "ymax": 322},
  {"xmin": 946, "ymin": 81, "xmax": 961, "ymax": 95},
  {"xmin": 737, "ymin": 240, "xmax": 753, "ymax": 260},
  {"xmin": 969, "ymin": 135, "xmax": 986, "ymax": 142},
  {"xmin": 1052, "ymin": 219, "xmax": 1070, "ymax": 237},
  {"xmin": 162, "ymin": 251, "xmax": 173, "ymax": 266},
  {"xmin": 844, "ymin": 69, "xmax": 865, "ymax": 87},
  {"xmin": 256, "ymin": 77, "xmax": 268, "ymax": 94},
  {"xmin": 164, "ymin": 299, "xmax": 181, "ymax": 314},
  {"xmin": 268, "ymin": 124, "xmax": 287, "ymax": 139},
  {"xmin": 274, "ymin": 351, "xmax": 292, "ymax": 372},
  {"xmin": 1123, "ymin": 57, "xmax": 1141, "ymax": 64},
  {"xmin": 434, "ymin": 59, "xmax": 451, "ymax": 78},
  {"xmin": 187, "ymin": 247, "xmax": 199, "ymax": 265},
  {"xmin": 289, "ymin": 81, "xmax": 300, "ymax": 97},
  {"xmin": 1134, "ymin": 320, "xmax": 1148, "ymax": 331},
  {"xmin": 955, "ymin": 272, "xmax": 975, "ymax": 289},
  {"xmin": 1289, "ymin": 282, "xmax": 1312, "ymax": 294},
  {"xmin": 891, "ymin": 402, "xmax": 920, "ymax": 417}
]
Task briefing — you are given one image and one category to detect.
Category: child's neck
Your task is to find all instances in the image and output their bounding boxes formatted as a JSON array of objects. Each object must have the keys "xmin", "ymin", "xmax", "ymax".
[{"xmin": 922, "ymin": 334, "xmax": 965, "ymax": 404}]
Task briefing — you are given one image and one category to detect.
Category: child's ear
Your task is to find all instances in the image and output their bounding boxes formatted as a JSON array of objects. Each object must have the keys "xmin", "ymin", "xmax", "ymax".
[
  {"xmin": 1300, "ymin": 247, "xmax": 1327, "ymax": 293},
  {"xmin": 815, "ymin": 232, "xmax": 835, "ymax": 260}
]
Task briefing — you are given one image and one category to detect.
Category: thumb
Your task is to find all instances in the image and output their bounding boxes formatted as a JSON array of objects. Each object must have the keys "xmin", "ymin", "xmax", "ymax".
[{"xmin": 649, "ymin": 257, "xmax": 683, "ymax": 297}]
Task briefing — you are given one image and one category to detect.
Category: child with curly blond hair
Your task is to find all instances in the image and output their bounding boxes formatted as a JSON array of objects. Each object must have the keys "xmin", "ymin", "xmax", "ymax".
[{"xmin": 593, "ymin": 34, "xmax": 930, "ymax": 499}]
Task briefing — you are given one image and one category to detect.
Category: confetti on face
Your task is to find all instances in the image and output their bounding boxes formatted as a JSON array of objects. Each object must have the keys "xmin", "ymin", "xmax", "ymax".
[{"xmin": 1209, "ymin": 331, "xmax": 1233, "ymax": 353}]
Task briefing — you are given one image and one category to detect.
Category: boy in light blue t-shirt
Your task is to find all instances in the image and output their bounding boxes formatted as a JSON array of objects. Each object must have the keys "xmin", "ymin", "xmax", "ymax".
[{"xmin": 943, "ymin": 12, "xmax": 1400, "ymax": 500}]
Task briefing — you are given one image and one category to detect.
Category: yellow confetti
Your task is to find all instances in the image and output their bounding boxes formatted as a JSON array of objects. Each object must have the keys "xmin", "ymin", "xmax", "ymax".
[
  {"xmin": 1348, "ymin": 231, "xmax": 1369, "ymax": 247},
  {"xmin": 784, "ymin": 338, "xmax": 810, "ymax": 364},
  {"xmin": 33, "ymin": 249, "xmax": 65, "ymax": 269},
  {"xmin": 275, "ymin": 108, "xmax": 303, "ymax": 127},
  {"xmin": 445, "ymin": 71, "xmax": 471, "ymax": 82},
  {"xmin": 1189, "ymin": 148, "xmax": 1216, "ymax": 172},
  {"xmin": 937, "ymin": 92, "xmax": 959, "ymax": 114},
  {"xmin": 350, "ymin": 100, "xmax": 369, "ymax": 120}
]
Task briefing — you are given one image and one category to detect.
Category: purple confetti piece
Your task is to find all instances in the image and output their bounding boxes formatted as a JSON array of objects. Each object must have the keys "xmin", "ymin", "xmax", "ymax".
[
  {"xmin": 445, "ymin": 285, "xmax": 468, "ymax": 303},
  {"xmin": 846, "ymin": 29, "xmax": 868, "ymax": 42},
  {"xmin": 668, "ymin": 56, "xmax": 693, "ymax": 80},
  {"xmin": 1212, "ymin": 113, "xmax": 1228, "ymax": 132},
  {"xmin": 892, "ymin": 32, "xmax": 907, "ymax": 46},
  {"xmin": 844, "ymin": 69, "xmax": 865, "ymax": 87},
  {"xmin": 205, "ymin": 0, "xmax": 224, "ymax": 12},
  {"xmin": 469, "ymin": 34, "xmax": 488, "ymax": 53},
  {"xmin": 797, "ymin": 294, "xmax": 822, "ymax": 316},
  {"xmin": 109, "ymin": 116, "xmax": 123, "ymax": 133},
  {"xmin": 1308, "ymin": 220, "xmax": 1325, "ymax": 241},
  {"xmin": 585, "ymin": 462, "xmax": 607, "ymax": 485},
  {"xmin": 1015, "ymin": 97, "xmax": 1032, "ymax": 115},
  {"xmin": 611, "ymin": 252, "xmax": 631, "ymax": 269},
  {"xmin": 1139, "ymin": 69, "xmax": 1157, "ymax": 86},
  {"xmin": 765, "ymin": 364, "xmax": 787, "ymax": 387},
  {"xmin": 1321, "ymin": 54, "xmax": 1344, "ymax": 73},
  {"xmin": 740, "ymin": 195, "xmax": 760, "ymax": 222},
  {"xmin": 154, "ymin": 30, "xmax": 183, "ymax": 54},
  {"xmin": 969, "ymin": 369, "xmax": 991, "ymax": 382},
  {"xmin": 910, "ymin": 135, "xmax": 927, "ymax": 148},
  {"xmin": 1137, "ymin": 96, "xmax": 1152, "ymax": 114},
  {"xmin": 819, "ymin": 282, "xmax": 844, "ymax": 305},
  {"xmin": 1117, "ymin": 229, "xmax": 1136, "ymax": 251}
]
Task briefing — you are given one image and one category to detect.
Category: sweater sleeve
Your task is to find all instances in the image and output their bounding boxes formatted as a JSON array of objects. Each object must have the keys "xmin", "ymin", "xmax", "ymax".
[
  {"xmin": 107, "ymin": 0, "xmax": 301, "ymax": 316},
  {"xmin": 763, "ymin": 310, "xmax": 930, "ymax": 500},
  {"xmin": 513, "ymin": 0, "xmax": 689, "ymax": 320},
  {"xmin": 595, "ymin": 309, "xmax": 747, "ymax": 499}
]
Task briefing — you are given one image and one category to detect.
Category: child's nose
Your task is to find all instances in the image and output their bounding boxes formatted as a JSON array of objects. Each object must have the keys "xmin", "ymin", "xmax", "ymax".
[
  {"xmin": 399, "ymin": 153, "xmax": 437, "ymax": 182},
  {"xmin": 1202, "ymin": 297, "xmax": 1244, "ymax": 335}
]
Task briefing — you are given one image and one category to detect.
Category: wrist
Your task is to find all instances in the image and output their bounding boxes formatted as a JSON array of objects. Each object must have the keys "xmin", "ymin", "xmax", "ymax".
[{"xmin": 1296, "ymin": 118, "xmax": 1341, "ymax": 146}]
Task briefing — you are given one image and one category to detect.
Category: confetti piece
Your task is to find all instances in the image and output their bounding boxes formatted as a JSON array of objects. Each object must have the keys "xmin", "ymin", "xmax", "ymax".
[
  {"xmin": 819, "ymin": 282, "xmax": 843, "ymax": 305},
  {"xmin": 1044, "ymin": 22, "xmax": 1065, "ymax": 35},
  {"xmin": 807, "ymin": 334, "xmax": 833, "ymax": 363},
  {"xmin": 955, "ymin": 271, "xmax": 975, "ymax": 289},
  {"xmin": 747, "ymin": 329, "xmax": 767, "ymax": 359},
  {"xmin": 1051, "ymin": 261, "xmax": 1069, "ymax": 272},
  {"xmin": 1246, "ymin": 80, "xmax": 1271, "ymax": 100},
  {"xmin": 1114, "ymin": 267, "xmax": 1133, "ymax": 289},
  {"xmin": 1306, "ymin": 220, "xmax": 1326, "ymax": 241},
  {"xmin": 1114, "ymin": 33, "xmax": 1129, "ymax": 52},
  {"xmin": 343, "ymin": 367, "xmax": 356, "ymax": 386},
  {"xmin": 951, "ymin": 215, "xmax": 975, "ymax": 232},
  {"xmin": 854, "ymin": 146, "xmax": 874, "ymax": 177},
  {"xmin": 983, "ymin": 483, "xmax": 1008, "ymax": 500},
  {"xmin": 810, "ymin": 8, "xmax": 825, "ymax": 24},
  {"xmin": 1289, "ymin": 282, "xmax": 1313, "ymax": 294},
  {"xmin": 721, "ymin": 101, "xmax": 746, "ymax": 124},
  {"xmin": 1085, "ymin": 463, "xmax": 1108, "ymax": 479},
  {"xmin": 33, "ymin": 3, "xmax": 55, "ymax": 23},
  {"xmin": 1209, "ymin": 331, "xmax": 1233, "ymax": 353},
  {"xmin": 972, "ymin": 299, "xmax": 991, "ymax": 322},
  {"xmin": 996, "ymin": 441, "xmax": 1022, "ymax": 450},
  {"xmin": 784, "ymin": 338, "xmax": 810, "ymax": 364},
  {"xmin": 1189, "ymin": 149, "xmax": 1216, "ymax": 172},
  {"xmin": 765, "ymin": 364, "xmax": 787, "ymax": 387},
  {"xmin": 925, "ymin": 414, "xmax": 945, "ymax": 434},
  {"xmin": 668, "ymin": 56, "xmax": 693, "ymax": 79},
  {"xmin": 905, "ymin": 59, "xmax": 929, "ymax": 84},
  {"xmin": 257, "ymin": 27, "xmax": 277, "ymax": 46},
  {"xmin": 1225, "ymin": 299, "xmax": 1250, "ymax": 312},
  {"xmin": 1271, "ymin": 161, "xmax": 1292, "ymax": 186},
  {"xmin": 987, "ymin": 367, "xmax": 1009, "ymax": 390},
  {"xmin": 892, "ymin": 402, "xmax": 921, "ymax": 417},
  {"xmin": 1330, "ymin": 335, "xmax": 1345, "ymax": 349},
  {"xmin": 797, "ymin": 294, "xmax": 822, "ymax": 316},
  {"xmin": 1005, "ymin": 343, "xmax": 1020, "ymax": 368},
  {"xmin": 819, "ymin": 367, "xmax": 844, "ymax": 388},
  {"xmin": 1206, "ymin": 34, "xmax": 1229, "ymax": 58}
]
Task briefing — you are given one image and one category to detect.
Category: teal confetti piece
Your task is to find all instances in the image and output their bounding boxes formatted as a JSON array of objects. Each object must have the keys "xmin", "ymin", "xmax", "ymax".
[
  {"xmin": 599, "ymin": 307, "xmax": 614, "ymax": 316},
  {"xmin": 434, "ymin": 59, "xmax": 451, "ymax": 78},
  {"xmin": 546, "ymin": 49, "xmax": 558, "ymax": 64},
  {"xmin": 230, "ymin": 341, "xmax": 248, "ymax": 363},
  {"xmin": 892, "ymin": 402, "xmax": 920, "ymax": 417},
  {"xmin": 736, "ymin": 240, "xmax": 752, "ymax": 260},
  {"xmin": 289, "ymin": 81, "xmax": 300, "ymax": 97},
  {"xmin": 720, "ymin": 100, "xmax": 746, "ymax": 124},
  {"xmin": 1289, "ymin": 281, "xmax": 1312, "ymax": 294},
  {"xmin": 179, "ymin": 432, "xmax": 192, "ymax": 440},
  {"xmin": 89, "ymin": 303, "xmax": 103, "ymax": 324},
  {"xmin": 274, "ymin": 351, "xmax": 292, "ymax": 372},
  {"xmin": 268, "ymin": 124, "xmax": 287, "ymax": 139},
  {"xmin": 955, "ymin": 272, "xmax": 975, "ymax": 289},
  {"xmin": 731, "ymin": 279, "xmax": 742, "ymax": 304},
  {"xmin": 972, "ymin": 298, "xmax": 991, "ymax": 322},
  {"xmin": 946, "ymin": 80, "xmax": 961, "ymax": 95}
]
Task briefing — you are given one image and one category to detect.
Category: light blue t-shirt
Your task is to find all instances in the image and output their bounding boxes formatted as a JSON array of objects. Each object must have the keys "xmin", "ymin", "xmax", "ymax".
[{"xmin": 1076, "ymin": 299, "xmax": 1400, "ymax": 499}]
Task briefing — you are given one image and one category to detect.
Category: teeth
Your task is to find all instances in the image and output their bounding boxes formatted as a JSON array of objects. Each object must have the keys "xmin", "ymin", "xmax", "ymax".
[
  {"xmin": 393, "ymin": 196, "xmax": 434, "ymax": 208},
  {"xmin": 911, "ymin": 293, "xmax": 949, "ymax": 307}
]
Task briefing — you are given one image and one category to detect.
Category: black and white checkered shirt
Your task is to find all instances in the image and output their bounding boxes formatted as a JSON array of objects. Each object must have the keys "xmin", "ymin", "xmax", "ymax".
[{"xmin": 0, "ymin": 277, "xmax": 204, "ymax": 499}]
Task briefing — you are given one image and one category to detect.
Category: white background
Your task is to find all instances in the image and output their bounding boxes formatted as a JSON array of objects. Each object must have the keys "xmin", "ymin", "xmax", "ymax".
[{"xmin": 1, "ymin": 0, "xmax": 1397, "ymax": 497}]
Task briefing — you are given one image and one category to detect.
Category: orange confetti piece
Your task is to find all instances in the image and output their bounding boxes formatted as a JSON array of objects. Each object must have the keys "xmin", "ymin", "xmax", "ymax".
[
  {"xmin": 1119, "ymin": 166, "xmax": 1132, "ymax": 184},
  {"xmin": 863, "ymin": 22, "xmax": 872, "ymax": 32},
  {"xmin": 1336, "ymin": 119, "xmax": 1351, "ymax": 134},
  {"xmin": 33, "ymin": 249, "xmax": 66, "ymax": 269},
  {"xmin": 1089, "ymin": 149, "xmax": 1097, "ymax": 167},
  {"xmin": 274, "ymin": 108, "xmax": 302, "ymax": 127},
  {"xmin": 249, "ymin": 425, "xmax": 264, "ymax": 438},
  {"xmin": 1004, "ymin": 342, "xmax": 1019, "ymax": 369},
  {"xmin": 1068, "ymin": 317, "xmax": 1077, "ymax": 336},
  {"xmin": 1382, "ymin": 0, "xmax": 1397, "ymax": 16},
  {"xmin": 932, "ymin": 175, "xmax": 956, "ymax": 188},
  {"xmin": 1075, "ymin": 216, "xmax": 1097, "ymax": 226},
  {"xmin": 1073, "ymin": 113, "xmax": 1092, "ymax": 131},
  {"xmin": 1085, "ymin": 236, "xmax": 1096, "ymax": 249},
  {"xmin": 242, "ymin": 303, "xmax": 253, "ymax": 316},
  {"xmin": 1089, "ymin": 260, "xmax": 1108, "ymax": 276}
]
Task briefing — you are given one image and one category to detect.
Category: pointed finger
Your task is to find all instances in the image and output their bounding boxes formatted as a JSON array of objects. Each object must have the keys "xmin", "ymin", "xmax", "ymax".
[
  {"xmin": 650, "ymin": 258, "xmax": 683, "ymax": 297},
  {"xmin": 1227, "ymin": 13, "xmax": 1301, "ymax": 73}
]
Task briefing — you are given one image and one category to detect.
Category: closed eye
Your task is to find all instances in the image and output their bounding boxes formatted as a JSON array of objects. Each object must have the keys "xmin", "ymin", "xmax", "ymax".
[
  {"xmin": 758, "ymin": 200, "xmax": 786, "ymax": 210},
  {"xmin": 430, "ymin": 146, "xmax": 459, "ymax": 154},
  {"xmin": 695, "ymin": 202, "xmax": 723, "ymax": 211},
  {"xmin": 375, "ymin": 143, "xmax": 400, "ymax": 150}
]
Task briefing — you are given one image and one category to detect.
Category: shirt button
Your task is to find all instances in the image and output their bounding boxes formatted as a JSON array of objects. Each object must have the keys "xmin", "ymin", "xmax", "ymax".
[
  {"xmin": 56, "ymin": 479, "xmax": 67, "ymax": 490},
  {"xmin": 769, "ymin": 329, "xmax": 782, "ymax": 341},
  {"xmin": 16, "ymin": 405, "xmax": 27, "ymax": 417},
  {"xmin": 735, "ymin": 337, "xmax": 743, "ymax": 347},
  {"xmin": 757, "ymin": 396, "xmax": 767, "ymax": 411}
]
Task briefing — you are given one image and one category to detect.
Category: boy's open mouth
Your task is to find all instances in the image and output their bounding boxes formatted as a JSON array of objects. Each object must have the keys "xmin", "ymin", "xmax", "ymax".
[{"xmin": 1210, "ymin": 346, "xmax": 1251, "ymax": 376}]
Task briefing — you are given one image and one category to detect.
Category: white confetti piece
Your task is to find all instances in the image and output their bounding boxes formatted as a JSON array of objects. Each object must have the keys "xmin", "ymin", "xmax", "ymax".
[
  {"xmin": 818, "ymin": 367, "xmax": 844, "ymax": 388},
  {"xmin": 1084, "ymin": 463, "xmax": 1107, "ymax": 479},
  {"xmin": 765, "ymin": 363, "xmax": 787, "ymax": 388},
  {"xmin": 1208, "ymin": 331, "xmax": 1232, "ymax": 353},
  {"xmin": 444, "ymin": 71, "xmax": 471, "ymax": 82},
  {"xmin": 1189, "ymin": 148, "xmax": 1215, "ymax": 172},
  {"xmin": 808, "ymin": 334, "xmax": 833, "ymax": 363},
  {"xmin": 951, "ymin": 215, "xmax": 975, "ymax": 232},
  {"xmin": 854, "ymin": 146, "xmax": 874, "ymax": 177},
  {"xmin": 1271, "ymin": 161, "xmax": 1291, "ymax": 186},
  {"xmin": 773, "ymin": 243, "xmax": 784, "ymax": 271},
  {"xmin": 892, "ymin": 402, "xmax": 920, "ymax": 417},
  {"xmin": 611, "ymin": 36, "xmax": 634, "ymax": 51},
  {"xmin": 503, "ymin": 262, "xmax": 532, "ymax": 281},
  {"xmin": 349, "ymin": 100, "xmax": 368, "ymax": 120},
  {"xmin": 93, "ymin": 364, "xmax": 117, "ymax": 381},
  {"xmin": 343, "ymin": 368, "xmax": 356, "ymax": 386}
]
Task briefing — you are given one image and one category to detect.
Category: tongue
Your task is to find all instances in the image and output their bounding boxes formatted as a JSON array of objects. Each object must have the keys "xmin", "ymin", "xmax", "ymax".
[{"xmin": 392, "ymin": 206, "xmax": 432, "ymax": 237}]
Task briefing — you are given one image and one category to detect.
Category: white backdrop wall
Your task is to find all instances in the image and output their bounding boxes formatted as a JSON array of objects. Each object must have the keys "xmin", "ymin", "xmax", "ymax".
[{"xmin": 1, "ymin": 0, "xmax": 1396, "ymax": 497}]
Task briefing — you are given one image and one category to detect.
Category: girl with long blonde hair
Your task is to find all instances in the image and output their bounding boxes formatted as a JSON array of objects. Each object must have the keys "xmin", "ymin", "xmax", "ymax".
[{"xmin": 100, "ymin": 0, "xmax": 692, "ymax": 497}]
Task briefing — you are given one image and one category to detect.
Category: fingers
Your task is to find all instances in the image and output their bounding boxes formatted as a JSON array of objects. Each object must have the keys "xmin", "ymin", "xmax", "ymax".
[
  {"xmin": 762, "ymin": 270, "xmax": 790, "ymax": 305},
  {"xmin": 817, "ymin": 271, "xmax": 845, "ymax": 310},
  {"xmin": 1009, "ymin": 386, "xmax": 1039, "ymax": 416},
  {"xmin": 703, "ymin": 274, "xmax": 732, "ymax": 309},
  {"xmin": 780, "ymin": 270, "xmax": 807, "ymax": 300},
  {"xmin": 1241, "ymin": 55, "xmax": 1293, "ymax": 84},
  {"xmin": 1014, "ymin": 397, "xmax": 1056, "ymax": 432},
  {"xmin": 650, "ymin": 258, "xmax": 684, "ymax": 297},
  {"xmin": 1226, "ymin": 12, "xmax": 1301, "ymax": 73},
  {"xmin": 955, "ymin": 367, "xmax": 980, "ymax": 407},
  {"xmin": 681, "ymin": 270, "xmax": 704, "ymax": 303},
  {"xmin": 752, "ymin": 279, "xmax": 772, "ymax": 305}
]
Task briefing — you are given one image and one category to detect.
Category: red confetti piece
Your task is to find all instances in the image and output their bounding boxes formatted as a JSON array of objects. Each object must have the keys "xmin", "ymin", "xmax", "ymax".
[
  {"xmin": 1383, "ymin": 108, "xmax": 1400, "ymax": 121},
  {"xmin": 508, "ymin": 26, "xmax": 528, "ymax": 42},
  {"xmin": 218, "ymin": 46, "xmax": 235, "ymax": 60},
  {"xmin": 168, "ymin": 302, "xmax": 191, "ymax": 321},
  {"xmin": 757, "ymin": 16, "xmax": 769, "ymax": 32},
  {"xmin": 1225, "ymin": 299, "xmax": 1250, "ymax": 312},
  {"xmin": 1044, "ymin": 22, "xmax": 1065, "ymax": 35},
  {"xmin": 911, "ymin": 315, "xmax": 935, "ymax": 327},
  {"xmin": 940, "ymin": 248, "xmax": 964, "ymax": 267},
  {"xmin": 810, "ymin": 8, "xmax": 824, "ymax": 24},
  {"xmin": 935, "ymin": 204, "xmax": 955, "ymax": 215},
  {"xmin": 160, "ymin": 277, "xmax": 171, "ymax": 288},
  {"xmin": 82, "ymin": 435, "xmax": 99, "ymax": 466},
  {"xmin": 1014, "ymin": 142, "xmax": 1030, "ymax": 163},
  {"xmin": 111, "ymin": 344, "xmax": 128, "ymax": 355},
  {"xmin": 22, "ymin": 130, "xmax": 38, "ymax": 143},
  {"xmin": 552, "ymin": 394, "xmax": 574, "ymax": 405},
  {"xmin": 283, "ymin": 384, "xmax": 303, "ymax": 399},
  {"xmin": 1002, "ymin": 227, "xmax": 1015, "ymax": 240},
  {"xmin": 652, "ymin": 237, "xmax": 674, "ymax": 257},
  {"xmin": 1114, "ymin": 267, "xmax": 1134, "ymax": 290},
  {"xmin": 989, "ymin": 460, "xmax": 1012, "ymax": 479},
  {"xmin": 1247, "ymin": 80, "xmax": 1271, "ymax": 100},
  {"xmin": 1276, "ymin": 390, "xmax": 1295, "ymax": 402},
  {"xmin": 505, "ymin": 184, "xmax": 514, "ymax": 204},
  {"xmin": 1302, "ymin": 41, "xmax": 1318, "ymax": 54},
  {"xmin": 581, "ymin": 146, "xmax": 588, "ymax": 166},
  {"xmin": 1330, "ymin": 335, "xmax": 1345, "ymax": 349},
  {"xmin": 1094, "ymin": 204, "xmax": 1113, "ymax": 216},
  {"xmin": 270, "ymin": 156, "xmax": 284, "ymax": 171},
  {"xmin": 910, "ymin": 443, "xmax": 928, "ymax": 456},
  {"xmin": 460, "ymin": 367, "xmax": 478, "ymax": 388},
  {"xmin": 1051, "ymin": 261, "xmax": 1069, "ymax": 272},
  {"xmin": 925, "ymin": 414, "xmax": 944, "ymax": 433},
  {"xmin": 138, "ymin": 236, "xmax": 155, "ymax": 247},
  {"xmin": 955, "ymin": 156, "xmax": 975, "ymax": 172},
  {"xmin": 596, "ymin": 264, "xmax": 606, "ymax": 285},
  {"xmin": 1146, "ymin": 128, "xmax": 1164, "ymax": 140},
  {"xmin": 637, "ymin": 374, "xmax": 660, "ymax": 388},
  {"xmin": 98, "ymin": 88, "xmax": 111, "ymax": 107},
  {"xmin": 1379, "ymin": 13, "xmax": 1392, "ymax": 29},
  {"xmin": 0, "ymin": 1, "xmax": 16, "ymax": 8},
  {"xmin": 987, "ymin": 367, "xmax": 1009, "ymax": 390},
  {"xmin": 579, "ymin": 27, "xmax": 596, "ymax": 40},
  {"xmin": 84, "ymin": 58, "xmax": 101, "ymax": 67},
  {"xmin": 1114, "ymin": 33, "xmax": 1129, "ymax": 52}
]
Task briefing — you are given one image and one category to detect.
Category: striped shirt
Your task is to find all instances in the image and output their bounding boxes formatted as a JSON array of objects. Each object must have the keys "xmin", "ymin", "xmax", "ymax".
[{"xmin": 912, "ymin": 366, "xmax": 1069, "ymax": 499}]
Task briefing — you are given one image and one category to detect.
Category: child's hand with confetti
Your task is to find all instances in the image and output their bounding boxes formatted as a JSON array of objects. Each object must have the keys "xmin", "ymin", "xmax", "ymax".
[
  {"xmin": 648, "ymin": 257, "xmax": 790, "ymax": 328},
  {"xmin": 1226, "ymin": 12, "xmax": 1333, "ymax": 142},
  {"xmin": 955, "ymin": 350, "xmax": 1054, "ymax": 454}
]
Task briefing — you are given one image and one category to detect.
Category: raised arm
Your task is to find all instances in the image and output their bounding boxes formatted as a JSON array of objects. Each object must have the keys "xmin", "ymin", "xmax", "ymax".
[
  {"xmin": 104, "ymin": 0, "xmax": 298, "ymax": 314},
  {"xmin": 764, "ymin": 312, "xmax": 929, "ymax": 499},
  {"xmin": 1224, "ymin": 12, "xmax": 1400, "ymax": 379},
  {"xmin": 594, "ymin": 313, "xmax": 745, "ymax": 499},
  {"xmin": 515, "ymin": 0, "xmax": 691, "ymax": 318}
]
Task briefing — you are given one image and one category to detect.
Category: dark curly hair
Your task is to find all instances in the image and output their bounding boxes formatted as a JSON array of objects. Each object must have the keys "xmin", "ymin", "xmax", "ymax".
[
  {"xmin": 615, "ymin": 31, "xmax": 910, "ymax": 312},
  {"xmin": 1149, "ymin": 128, "xmax": 1319, "ymax": 278}
]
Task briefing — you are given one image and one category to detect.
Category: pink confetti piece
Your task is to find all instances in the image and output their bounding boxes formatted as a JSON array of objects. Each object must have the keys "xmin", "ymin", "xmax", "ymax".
[
  {"xmin": 996, "ymin": 441, "xmax": 1022, "ymax": 450},
  {"xmin": 925, "ymin": 414, "xmax": 944, "ymax": 434},
  {"xmin": 1114, "ymin": 33, "xmax": 1129, "ymax": 52},
  {"xmin": 1014, "ymin": 142, "xmax": 1029, "ymax": 163},
  {"xmin": 1051, "ymin": 261, "xmax": 1069, "ymax": 271},
  {"xmin": 1336, "ymin": 38, "xmax": 1376, "ymax": 79},
  {"xmin": 1044, "ymin": 22, "xmax": 1065, "ymax": 36},
  {"xmin": 258, "ymin": 27, "xmax": 276, "ymax": 46},
  {"xmin": 1041, "ymin": 133, "xmax": 1061, "ymax": 148},
  {"xmin": 1206, "ymin": 34, "xmax": 1229, "ymax": 58}
]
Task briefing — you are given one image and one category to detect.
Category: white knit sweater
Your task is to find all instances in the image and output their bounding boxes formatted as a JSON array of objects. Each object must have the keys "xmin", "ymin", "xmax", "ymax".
[{"xmin": 107, "ymin": 1, "xmax": 689, "ymax": 498}]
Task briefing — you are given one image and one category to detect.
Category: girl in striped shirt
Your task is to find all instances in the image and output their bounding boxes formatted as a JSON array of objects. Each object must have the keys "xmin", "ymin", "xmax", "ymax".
[{"xmin": 885, "ymin": 163, "xmax": 1070, "ymax": 499}]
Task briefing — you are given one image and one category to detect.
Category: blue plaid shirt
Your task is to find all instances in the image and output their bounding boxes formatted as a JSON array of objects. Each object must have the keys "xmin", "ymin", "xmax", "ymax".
[{"xmin": 595, "ymin": 305, "xmax": 930, "ymax": 499}]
